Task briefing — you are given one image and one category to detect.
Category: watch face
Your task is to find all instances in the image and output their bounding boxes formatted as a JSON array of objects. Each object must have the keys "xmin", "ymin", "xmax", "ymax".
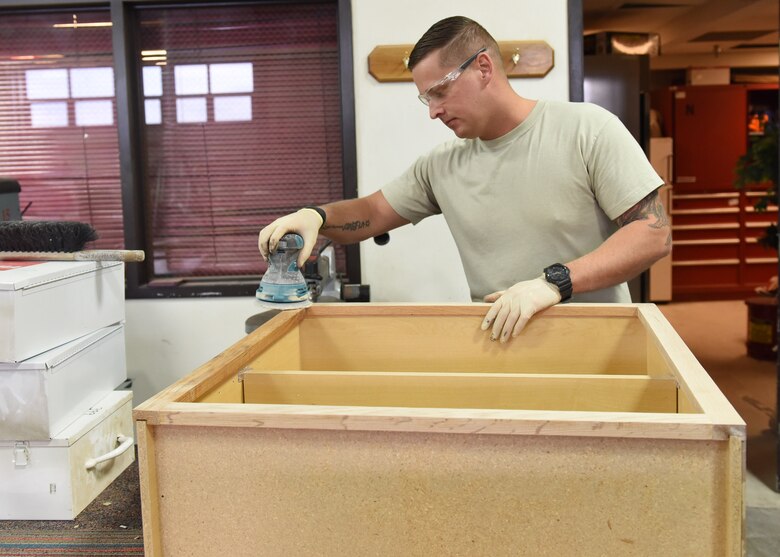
[{"xmin": 547, "ymin": 264, "xmax": 569, "ymax": 282}]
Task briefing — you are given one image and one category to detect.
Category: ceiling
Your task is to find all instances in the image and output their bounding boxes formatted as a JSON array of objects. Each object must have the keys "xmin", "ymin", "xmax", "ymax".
[{"xmin": 583, "ymin": 0, "xmax": 778, "ymax": 59}]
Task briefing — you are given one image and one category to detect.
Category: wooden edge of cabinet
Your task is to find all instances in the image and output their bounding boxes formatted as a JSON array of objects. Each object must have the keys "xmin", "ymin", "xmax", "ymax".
[
  {"xmin": 636, "ymin": 305, "xmax": 746, "ymax": 433},
  {"xmin": 241, "ymin": 371, "xmax": 679, "ymax": 413},
  {"xmin": 368, "ymin": 40, "xmax": 554, "ymax": 83},
  {"xmin": 304, "ymin": 302, "xmax": 639, "ymax": 318},
  {"xmin": 133, "ymin": 308, "xmax": 305, "ymax": 410},
  {"xmin": 136, "ymin": 421, "xmax": 162, "ymax": 557},
  {"xmin": 133, "ymin": 400, "xmax": 737, "ymax": 441}
]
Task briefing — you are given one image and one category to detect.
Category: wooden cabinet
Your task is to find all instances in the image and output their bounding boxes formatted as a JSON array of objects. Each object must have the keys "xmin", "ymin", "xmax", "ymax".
[
  {"xmin": 134, "ymin": 304, "xmax": 745, "ymax": 556},
  {"xmin": 673, "ymin": 86, "xmax": 747, "ymax": 190},
  {"xmin": 653, "ymin": 84, "xmax": 778, "ymax": 299}
]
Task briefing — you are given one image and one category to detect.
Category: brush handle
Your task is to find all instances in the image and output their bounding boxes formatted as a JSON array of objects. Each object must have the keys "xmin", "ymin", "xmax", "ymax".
[{"xmin": 0, "ymin": 250, "xmax": 145, "ymax": 262}]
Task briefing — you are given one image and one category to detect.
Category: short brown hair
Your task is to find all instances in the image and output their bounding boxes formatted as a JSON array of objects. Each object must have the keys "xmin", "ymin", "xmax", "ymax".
[{"xmin": 408, "ymin": 16, "xmax": 500, "ymax": 71}]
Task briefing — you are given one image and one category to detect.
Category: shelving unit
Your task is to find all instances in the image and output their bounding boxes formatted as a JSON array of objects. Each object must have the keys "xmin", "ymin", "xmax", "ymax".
[{"xmin": 654, "ymin": 83, "xmax": 778, "ymax": 299}]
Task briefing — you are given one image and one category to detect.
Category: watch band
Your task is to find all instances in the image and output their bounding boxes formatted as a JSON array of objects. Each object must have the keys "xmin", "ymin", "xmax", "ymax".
[{"xmin": 543, "ymin": 263, "xmax": 573, "ymax": 302}]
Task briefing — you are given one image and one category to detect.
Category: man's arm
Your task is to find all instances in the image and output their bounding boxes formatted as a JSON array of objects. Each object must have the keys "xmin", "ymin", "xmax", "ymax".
[
  {"xmin": 258, "ymin": 191, "xmax": 409, "ymax": 267},
  {"xmin": 319, "ymin": 191, "xmax": 410, "ymax": 244},
  {"xmin": 567, "ymin": 188, "xmax": 671, "ymax": 295},
  {"xmin": 482, "ymin": 188, "xmax": 671, "ymax": 343}
]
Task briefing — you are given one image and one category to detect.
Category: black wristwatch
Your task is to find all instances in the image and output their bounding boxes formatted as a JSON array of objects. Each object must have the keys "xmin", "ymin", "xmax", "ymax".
[{"xmin": 543, "ymin": 263, "xmax": 572, "ymax": 302}]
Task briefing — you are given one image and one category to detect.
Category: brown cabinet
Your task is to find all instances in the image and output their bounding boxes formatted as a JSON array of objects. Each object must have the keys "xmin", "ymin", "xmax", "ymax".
[
  {"xmin": 673, "ymin": 86, "xmax": 747, "ymax": 190},
  {"xmin": 653, "ymin": 84, "xmax": 778, "ymax": 299}
]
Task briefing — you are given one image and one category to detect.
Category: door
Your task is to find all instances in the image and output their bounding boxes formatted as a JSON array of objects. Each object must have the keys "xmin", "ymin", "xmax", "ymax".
[{"xmin": 673, "ymin": 86, "xmax": 747, "ymax": 191}]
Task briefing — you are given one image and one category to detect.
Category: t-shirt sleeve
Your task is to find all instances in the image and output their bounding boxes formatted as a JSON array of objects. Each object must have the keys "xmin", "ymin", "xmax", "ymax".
[
  {"xmin": 586, "ymin": 115, "xmax": 664, "ymax": 221},
  {"xmin": 381, "ymin": 154, "xmax": 441, "ymax": 225}
]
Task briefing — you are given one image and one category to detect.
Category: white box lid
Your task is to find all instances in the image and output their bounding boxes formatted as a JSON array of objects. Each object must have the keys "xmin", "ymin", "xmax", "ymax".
[
  {"xmin": 0, "ymin": 390, "xmax": 132, "ymax": 448},
  {"xmin": 0, "ymin": 323, "xmax": 124, "ymax": 372},
  {"xmin": 54, "ymin": 390, "xmax": 131, "ymax": 444},
  {"xmin": 0, "ymin": 260, "xmax": 122, "ymax": 291}
]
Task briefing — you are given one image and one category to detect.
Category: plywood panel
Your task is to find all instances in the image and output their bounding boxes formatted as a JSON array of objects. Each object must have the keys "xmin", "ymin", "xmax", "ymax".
[
  {"xmin": 242, "ymin": 371, "xmax": 678, "ymax": 413},
  {"xmin": 151, "ymin": 426, "xmax": 733, "ymax": 556},
  {"xmin": 199, "ymin": 376, "xmax": 243, "ymax": 403},
  {"xmin": 246, "ymin": 327, "xmax": 301, "ymax": 371},
  {"xmin": 197, "ymin": 326, "xmax": 304, "ymax": 403},
  {"xmin": 299, "ymin": 314, "xmax": 647, "ymax": 374}
]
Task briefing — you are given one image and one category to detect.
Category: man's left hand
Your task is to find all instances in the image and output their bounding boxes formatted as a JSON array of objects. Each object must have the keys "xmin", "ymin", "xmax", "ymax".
[{"xmin": 481, "ymin": 277, "xmax": 562, "ymax": 343}]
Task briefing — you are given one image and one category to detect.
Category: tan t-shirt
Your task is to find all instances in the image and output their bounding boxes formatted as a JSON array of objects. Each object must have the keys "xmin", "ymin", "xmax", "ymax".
[{"xmin": 382, "ymin": 100, "xmax": 663, "ymax": 302}]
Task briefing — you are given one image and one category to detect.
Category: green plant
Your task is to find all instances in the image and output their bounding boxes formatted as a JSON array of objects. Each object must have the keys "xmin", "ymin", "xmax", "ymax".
[{"xmin": 734, "ymin": 120, "xmax": 778, "ymax": 250}]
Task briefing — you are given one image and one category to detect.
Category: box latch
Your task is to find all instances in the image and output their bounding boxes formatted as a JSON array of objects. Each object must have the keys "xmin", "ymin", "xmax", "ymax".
[{"xmin": 13, "ymin": 441, "xmax": 30, "ymax": 468}]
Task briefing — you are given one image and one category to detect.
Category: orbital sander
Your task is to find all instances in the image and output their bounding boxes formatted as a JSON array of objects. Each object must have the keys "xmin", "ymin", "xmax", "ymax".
[{"xmin": 256, "ymin": 233, "xmax": 313, "ymax": 309}]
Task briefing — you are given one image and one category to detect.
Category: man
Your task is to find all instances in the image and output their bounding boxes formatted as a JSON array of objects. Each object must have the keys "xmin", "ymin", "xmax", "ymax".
[{"xmin": 258, "ymin": 16, "xmax": 671, "ymax": 343}]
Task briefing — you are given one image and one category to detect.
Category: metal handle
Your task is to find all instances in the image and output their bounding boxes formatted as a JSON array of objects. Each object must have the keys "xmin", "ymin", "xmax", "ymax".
[{"xmin": 85, "ymin": 434, "xmax": 134, "ymax": 470}]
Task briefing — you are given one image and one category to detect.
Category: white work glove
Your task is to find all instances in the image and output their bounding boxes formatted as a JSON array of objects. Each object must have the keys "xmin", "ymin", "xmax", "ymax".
[
  {"xmin": 258, "ymin": 208, "xmax": 324, "ymax": 268},
  {"xmin": 481, "ymin": 276, "xmax": 562, "ymax": 343}
]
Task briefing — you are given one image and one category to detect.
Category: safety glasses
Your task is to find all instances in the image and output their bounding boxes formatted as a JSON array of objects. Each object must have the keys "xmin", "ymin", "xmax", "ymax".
[{"xmin": 418, "ymin": 47, "xmax": 487, "ymax": 106}]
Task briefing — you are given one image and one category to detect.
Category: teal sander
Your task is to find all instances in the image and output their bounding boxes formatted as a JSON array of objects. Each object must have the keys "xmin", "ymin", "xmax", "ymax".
[{"xmin": 256, "ymin": 233, "xmax": 313, "ymax": 309}]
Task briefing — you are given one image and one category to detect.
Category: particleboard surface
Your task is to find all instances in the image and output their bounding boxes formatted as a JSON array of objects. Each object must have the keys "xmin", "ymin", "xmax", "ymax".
[{"xmin": 152, "ymin": 425, "xmax": 732, "ymax": 557}]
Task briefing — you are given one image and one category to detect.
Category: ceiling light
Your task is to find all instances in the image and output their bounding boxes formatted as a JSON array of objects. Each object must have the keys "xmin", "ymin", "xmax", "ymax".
[
  {"xmin": 53, "ymin": 22, "xmax": 112, "ymax": 28},
  {"xmin": 53, "ymin": 14, "xmax": 112, "ymax": 29}
]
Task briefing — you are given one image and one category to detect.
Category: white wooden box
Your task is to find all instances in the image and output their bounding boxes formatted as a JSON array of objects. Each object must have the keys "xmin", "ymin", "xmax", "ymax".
[
  {"xmin": 0, "ymin": 324, "xmax": 127, "ymax": 440},
  {"xmin": 0, "ymin": 390, "xmax": 134, "ymax": 520},
  {"xmin": 0, "ymin": 260, "xmax": 125, "ymax": 363}
]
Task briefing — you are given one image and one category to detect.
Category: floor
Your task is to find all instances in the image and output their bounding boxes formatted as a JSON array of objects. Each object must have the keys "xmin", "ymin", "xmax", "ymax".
[{"xmin": 659, "ymin": 300, "xmax": 780, "ymax": 557}]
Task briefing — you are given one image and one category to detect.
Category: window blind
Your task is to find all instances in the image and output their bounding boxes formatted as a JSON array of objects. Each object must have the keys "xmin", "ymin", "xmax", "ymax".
[
  {"xmin": 0, "ymin": 9, "xmax": 123, "ymax": 249},
  {"xmin": 136, "ymin": 2, "xmax": 346, "ymax": 278}
]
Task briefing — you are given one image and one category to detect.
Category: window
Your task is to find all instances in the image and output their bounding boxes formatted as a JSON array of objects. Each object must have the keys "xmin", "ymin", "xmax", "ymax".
[
  {"xmin": 0, "ymin": 9, "xmax": 124, "ymax": 248},
  {"xmin": 0, "ymin": 1, "xmax": 357, "ymax": 297},
  {"xmin": 134, "ymin": 2, "xmax": 352, "ymax": 290}
]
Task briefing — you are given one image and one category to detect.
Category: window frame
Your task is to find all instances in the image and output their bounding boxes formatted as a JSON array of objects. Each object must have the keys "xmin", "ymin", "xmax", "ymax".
[
  {"xmin": 0, "ymin": 0, "xmax": 356, "ymax": 298},
  {"xmin": 112, "ymin": 0, "xmax": 359, "ymax": 298},
  {"xmin": 2, "ymin": 0, "xmax": 584, "ymax": 299}
]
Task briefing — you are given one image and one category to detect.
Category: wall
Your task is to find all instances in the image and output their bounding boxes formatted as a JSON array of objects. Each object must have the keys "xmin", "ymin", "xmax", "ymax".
[
  {"xmin": 126, "ymin": 297, "xmax": 260, "ymax": 405},
  {"xmin": 126, "ymin": 0, "xmax": 571, "ymax": 406},
  {"xmin": 352, "ymin": 0, "xmax": 570, "ymax": 303}
]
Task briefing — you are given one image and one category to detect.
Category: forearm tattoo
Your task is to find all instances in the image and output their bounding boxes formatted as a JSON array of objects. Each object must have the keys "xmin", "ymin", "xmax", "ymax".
[
  {"xmin": 615, "ymin": 190, "xmax": 669, "ymax": 228},
  {"xmin": 321, "ymin": 219, "xmax": 370, "ymax": 232},
  {"xmin": 615, "ymin": 190, "xmax": 671, "ymax": 246},
  {"xmin": 616, "ymin": 190, "xmax": 668, "ymax": 227}
]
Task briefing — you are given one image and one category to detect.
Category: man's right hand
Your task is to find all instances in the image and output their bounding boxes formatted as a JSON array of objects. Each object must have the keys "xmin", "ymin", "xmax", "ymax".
[{"xmin": 258, "ymin": 208, "xmax": 324, "ymax": 268}]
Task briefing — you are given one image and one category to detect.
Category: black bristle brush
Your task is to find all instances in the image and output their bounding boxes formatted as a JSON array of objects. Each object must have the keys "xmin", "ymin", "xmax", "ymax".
[
  {"xmin": 0, "ymin": 221, "xmax": 145, "ymax": 262},
  {"xmin": 0, "ymin": 220, "xmax": 98, "ymax": 252}
]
